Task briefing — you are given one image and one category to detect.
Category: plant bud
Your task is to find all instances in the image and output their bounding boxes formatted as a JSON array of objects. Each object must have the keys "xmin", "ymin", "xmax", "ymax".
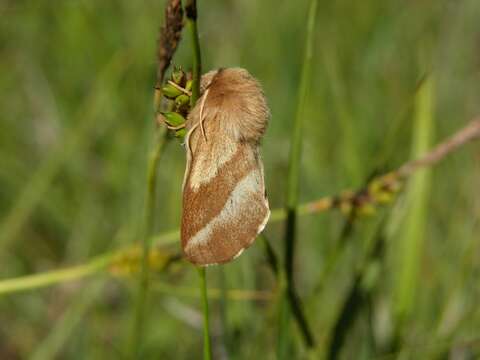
[
  {"xmin": 339, "ymin": 201, "xmax": 352, "ymax": 215},
  {"xmin": 185, "ymin": 79, "xmax": 193, "ymax": 91},
  {"xmin": 358, "ymin": 203, "xmax": 376, "ymax": 216},
  {"xmin": 162, "ymin": 83, "xmax": 183, "ymax": 99},
  {"xmin": 175, "ymin": 128, "xmax": 186, "ymax": 139},
  {"xmin": 368, "ymin": 179, "xmax": 382, "ymax": 195},
  {"xmin": 172, "ymin": 68, "xmax": 187, "ymax": 86},
  {"xmin": 175, "ymin": 94, "xmax": 190, "ymax": 108},
  {"xmin": 375, "ymin": 191, "xmax": 394, "ymax": 204},
  {"xmin": 161, "ymin": 111, "xmax": 186, "ymax": 126}
]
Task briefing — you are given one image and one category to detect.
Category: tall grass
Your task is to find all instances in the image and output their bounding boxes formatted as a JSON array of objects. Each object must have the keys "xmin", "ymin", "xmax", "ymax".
[
  {"xmin": 184, "ymin": 1, "xmax": 212, "ymax": 358},
  {"xmin": 279, "ymin": 0, "xmax": 318, "ymax": 356},
  {"xmin": 393, "ymin": 71, "xmax": 435, "ymax": 342},
  {"xmin": 1, "ymin": 1, "xmax": 480, "ymax": 359}
]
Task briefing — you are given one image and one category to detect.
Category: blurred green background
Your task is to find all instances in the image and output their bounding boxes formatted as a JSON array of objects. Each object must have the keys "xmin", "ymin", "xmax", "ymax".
[{"xmin": 1, "ymin": 0, "xmax": 480, "ymax": 359}]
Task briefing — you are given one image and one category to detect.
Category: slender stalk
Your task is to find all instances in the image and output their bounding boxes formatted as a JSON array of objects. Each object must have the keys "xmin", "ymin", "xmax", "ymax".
[
  {"xmin": 31, "ymin": 280, "xmax": 105, "ymax": 360},
  {"xmin": 130, "ymin": 6, "xmax": 184, "ymax": 351},
  {"xmin": 130, "ymin": 127, "xmax": 168, "ymax": 357},
  {"xmin": 280, "ymin": 0, "xmax": 318, "ymax": 353},
  {"xmin": 286, "ymin": 0, "xmax": 318, "ymax": 209},
  {"xmin": 184, "ymin": 1, "xmax": 211, "ymax": 358},
  {"xmin": 0, "ymin": 253, "xmax": 112, "ymax": 295},
  {"xmin": 198, "ymin": 267, "xmax": 212, "ymax": 359},
  {"xmin": 394, "ymin": 72, "xmax": 435, "ymax": 336},
  {"xmin": 277, "ymin": 272, "xmax": 290, "ymax": 359},
  {"xmin": 185, "ymin": 0, "xmax": 201, "ymax": 104},
  {"xmin": 260, "ymin": 235, "xmax": 279, "ymax": 275},
  {"xmin": 153, "ymin": 282, "xmax": 273, "ymax": 301},
  {"xmin": 129, "ymin": 0, "xmax": 183, "ymax": 353}
]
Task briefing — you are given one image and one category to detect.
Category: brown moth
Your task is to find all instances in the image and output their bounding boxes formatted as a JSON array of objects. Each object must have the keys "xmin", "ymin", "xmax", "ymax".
[{"xmin": 181, "ymin": 68, "xmax": 270, "ymax": 266}]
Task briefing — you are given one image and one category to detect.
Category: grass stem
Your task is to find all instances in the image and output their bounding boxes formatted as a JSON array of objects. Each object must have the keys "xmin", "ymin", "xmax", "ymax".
[
  {"xmin": 280, "ymin": 0, "xmax": 319, "ymax": 353},
  {"xmin": 184, "ymin": 1, "xmax": 212, "ymax": 357},
  {"xmin": 130, "ymin": 127, "xmax": 169, "ymax": 357},
  {"xmin": 184, "ymin": 2, "xmax": 212, "ymax": 358},
  {"xmin": 185, "ymin": 0, "xmax": 201, "ymax": 104},
  {"xmin": 198, "ymin": 267, "xmax": 213, "ymax": 359},
  {"xmin": 0, "ymin": 254, "xmax": 112, "ymax": 295},
  {"xmin": 393, "ymin": 72, "xmax": 435, "ymax": 336}
]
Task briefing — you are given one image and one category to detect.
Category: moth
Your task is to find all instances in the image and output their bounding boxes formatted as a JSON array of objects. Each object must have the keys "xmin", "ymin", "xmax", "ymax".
[{"xmin": 181, "ymin": 68, "xmax": 270, "ymax": 266}]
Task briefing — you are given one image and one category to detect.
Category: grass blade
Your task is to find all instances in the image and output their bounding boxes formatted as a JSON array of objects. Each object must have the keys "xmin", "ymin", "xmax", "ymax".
[
  {"xmin": 393, "ymin": 73, "xmax": 435, "ymax": 334},
  {"xmin": 279, "ymin": 0, "xmax": 319, "ymax": 355},
  {"xmin": 0, "ymin": 53, "xmax": 129, "ymax": 256}
]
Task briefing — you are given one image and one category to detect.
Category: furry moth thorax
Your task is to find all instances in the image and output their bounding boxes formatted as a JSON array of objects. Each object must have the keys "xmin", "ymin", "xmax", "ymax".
[{"xmin": 181, "ymin": 68, "xmax": 270, "ymax": 266}]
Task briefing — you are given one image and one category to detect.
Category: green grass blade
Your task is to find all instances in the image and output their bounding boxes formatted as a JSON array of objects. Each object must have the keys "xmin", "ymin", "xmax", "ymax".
[
  {"xmin": 280, "ymin": 0, "xmax": 319, "ymax": 355},
  {"xmin": 30, "ymin": 280, "xmax": 105, "ymax": 360},
  {"xmin": 0, "ymin": 53, "xmax": 129, "ymax": 255},
  {"xmin": 0, "ymin": 253, "xmax": 112, "ymax": 295},
  {"xmin": 393, "ymin": 73, "xmax": 435, "ymax": 327},
  {"xmin": 130, "ymin": 127, "xmax": 169, "ymax": 357},
  {"xmin": 198, "ymin": 267, "xmax": 212, "ymax": 360}
]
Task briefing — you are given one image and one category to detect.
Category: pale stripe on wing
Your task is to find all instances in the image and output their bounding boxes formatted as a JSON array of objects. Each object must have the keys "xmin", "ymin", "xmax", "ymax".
[
  {"xmin": 185, "ymin": 167, "xmax": 265, "ymax": 252},
  {"xmin": 188, "ymin": 139, "xmax": 238, "ymax": 191}
]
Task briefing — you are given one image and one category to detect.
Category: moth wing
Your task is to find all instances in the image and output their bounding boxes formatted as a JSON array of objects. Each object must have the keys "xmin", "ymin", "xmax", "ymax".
[{"xmin": 181, "ymin": 126, "xmax": 269, "ymax": 266}]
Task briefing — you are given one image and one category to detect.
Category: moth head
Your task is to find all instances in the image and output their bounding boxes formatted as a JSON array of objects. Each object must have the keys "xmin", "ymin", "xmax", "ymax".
[
  {"xmin": 188, "ymin": 67, "xmax": 270, "ymax": 144},
  {"xmin": 199, "ymin": 69, "xmax": 220, "ymax": 92}
]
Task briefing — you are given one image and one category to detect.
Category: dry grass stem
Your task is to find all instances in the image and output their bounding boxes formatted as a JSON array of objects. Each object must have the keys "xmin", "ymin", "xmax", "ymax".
[
  {"xmin": 397, "ymin": 118, "xmax": 480, "ymax": 177},
  {"xmin": 306, "ymin": 117, "xmax": 480, "ymax": 214}
]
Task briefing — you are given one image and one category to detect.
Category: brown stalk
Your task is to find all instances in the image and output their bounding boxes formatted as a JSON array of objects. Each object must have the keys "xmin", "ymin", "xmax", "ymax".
[
  {"xmin": 156, "ymin": 0, "xmax": 184, "ymax": 89},
  {"xmin": 305, "ymin": 118, "xmax": 480, "ymax": 215},
  {"xmin": 131, "ymin": 0, "xmax": 185, "ymax": 356}
]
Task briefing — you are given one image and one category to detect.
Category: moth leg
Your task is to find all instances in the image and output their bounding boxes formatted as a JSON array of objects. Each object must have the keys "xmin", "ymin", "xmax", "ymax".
[{"xmin": 198, "ymin": 87, "xmax": 210, "ymax": 143}]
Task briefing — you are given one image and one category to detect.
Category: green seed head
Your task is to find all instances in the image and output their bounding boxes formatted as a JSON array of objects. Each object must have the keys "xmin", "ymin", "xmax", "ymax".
[
  {"xmin": 172, "ymin": 67, "xmax": 187, "ymax": 86},
  {"xmin": 375, "ymin": 191, "xmax": 394, "ymax": 204},
  {"xmin": 175, "ymin": 128, "xmax": 187, "ymax": 139},
  {"xmin": 358, "ymin": 203, "xmax": 376, "ymax": 217},
  {"xmin": 175, "ymin": 94, "xmax": 190, "ymax": 107},
  {"xmin": 339, "ymin": 201, "xmax": 352, "ymax": 215},
  {"xmin": 185, "ymin": 79, "xmax": 193, "ymax": 92},
  {"xmin": 162, "ymin": 83, "xmax": 183, "ymax": 99},
  {"xmin": 161, "ymin": 111, "xmax": 186, "ymax": 127}
]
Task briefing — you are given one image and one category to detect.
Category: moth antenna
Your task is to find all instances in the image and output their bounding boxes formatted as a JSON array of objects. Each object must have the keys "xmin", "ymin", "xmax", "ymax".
[
  {"xmin": 184, "ymin": 87, "xmax": 210, "ymax": 159},
  {"xmin": 199, "ymin": 87, "xmax": 210, "ymax": 143}
]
